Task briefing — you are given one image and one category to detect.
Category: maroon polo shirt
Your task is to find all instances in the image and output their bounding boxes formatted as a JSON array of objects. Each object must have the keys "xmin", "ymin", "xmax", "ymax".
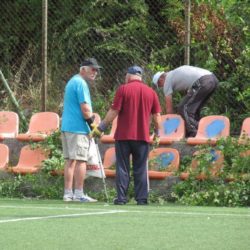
[{"xmin": 111, "ymin": 80, "xmax": 161, "ymax": 142}]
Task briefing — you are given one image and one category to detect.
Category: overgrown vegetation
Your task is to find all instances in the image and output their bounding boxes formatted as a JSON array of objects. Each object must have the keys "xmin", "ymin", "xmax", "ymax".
[
  {"xmin": 0, "ymin": 133, "xmax": 249, "ymax": 206},
  {"xmin": 172, "ymin": 137, "xmax": 250, "ymax": 207},
  {"xmin": 0, "ymin": 1, "xmax": 249, "ymax": 206},
  {"xmin": 0, "ymin": 1, "xmax": 249, "ymax": 131}
]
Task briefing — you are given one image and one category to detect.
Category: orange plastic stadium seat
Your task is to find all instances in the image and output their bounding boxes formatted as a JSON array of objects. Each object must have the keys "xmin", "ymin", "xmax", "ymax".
[
  {"xmin": 187, "ymin": 115, "xmax": 230, "ymax": 145},
  {"xmin": 157, "ymin": 114, "xmax": 185, "ymax": 144},
  {"xmin": 238, "ymin": 117, "xmax": 250, "ymax": 144},
  {"xmin": 0, "ymin": 143, "xmax": 9, "ymax": 170},
  {"xmin": 103, "ymin": 147, "xmax": 116, "ymax": 177},
  {"xmin": 180, "ymin": 150, "xmax": 224, "ymax": 180},
  {"xmin": 100, "ymin": 117, "xmax": 117, "ymax": 144},
  {"xmin": 10, "ymin": 145, "xmax": 49, "ymax": 174},
  {"xmin": 0, "ymin": 111, "xmax": 19, "ymax": 140},
  {"xmin": 148, "ymin": 148, "xmax": 180, "ymax": 180},
  {"xmin": 16, "ymin": 112, "xmax": 60, "ymax": 142}
]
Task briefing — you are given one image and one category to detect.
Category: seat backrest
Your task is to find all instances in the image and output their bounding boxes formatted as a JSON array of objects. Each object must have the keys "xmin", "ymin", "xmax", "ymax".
[
  {"xmin": 0, "ymin": 143, "xmax": 9, "ymax": 169},
  {"xmin": 240, "ymin": 117, "xmax": 250, "ymax": 139},
  {"xmin": 27, "ymin": 112, "xmax": 60, "ymax": 134},
  {"xmin": 148, "ymin": 148, "xmax": 180, "ymax": 172},
  {"xmin": 0, "ymin": 111, "xmax": 19, "ymax": 138},
  {"xmin": 159, "ymin": 114, "xmax": 185, "ymax": 139},
  {"xmin": 100, "ymin": 117, "xmax": 118, "ymax": 143},
  {"xmin": 191, "ymin": 149, "xmax": 224, "ymax": 175},
  {"xmin": 16, "ymin": 145, "xmax": 48, "ymax": 168},
  {"xmin": 240, "ymin": 150, "xmax": 250, "ymax": 157},
  {"xmin": 103, "ymin": 147, "xmax": 116, "ymax": 169},
  {"xmin": 196, "ymin": 115, "xmax": 230, "ymax": 138}
]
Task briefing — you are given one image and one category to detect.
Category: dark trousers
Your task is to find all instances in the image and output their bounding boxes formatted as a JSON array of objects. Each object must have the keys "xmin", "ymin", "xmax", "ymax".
[
  {"xmin": 177, "ymin": 74, "xmax": 219, "ymax": 137},
  {"xmin": 115, "ymin": 140, "xmax": 149, "ymax": 202}
]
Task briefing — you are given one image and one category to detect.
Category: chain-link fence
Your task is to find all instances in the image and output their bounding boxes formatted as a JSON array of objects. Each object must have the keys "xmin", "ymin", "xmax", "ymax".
[{"xmin": 0, "ymin": 0, "xmax": 249, "ymax": 133}]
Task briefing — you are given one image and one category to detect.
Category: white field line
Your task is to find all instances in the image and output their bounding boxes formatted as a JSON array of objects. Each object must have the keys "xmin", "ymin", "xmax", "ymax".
[
  {"xmin": 0, "ymin": 205, "xmax": 250, "ymax": 218},
  {"xmin": 0, "ymin": 210, "xmax": 127, "ymax": 224},
  {"xmin": 131, "ymin": 210, "xmax": 250, "ymax": 218},
  {"xmin": 0, "ymin": 205, "xmax": 110, "ymax": 211}
]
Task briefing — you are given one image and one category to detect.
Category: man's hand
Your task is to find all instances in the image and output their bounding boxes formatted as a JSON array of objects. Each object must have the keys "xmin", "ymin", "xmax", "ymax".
[
  {"xmin": 89, "ymin": 123, "xmax": 103, "ymax": 138},
  {"xmin": 152, "ymin": 129, "xmax": 160, "ymax": 149},
  {"xmin": 89, "ymin": 121, "xmax": 107, "ymax": 138},
  {"xmin": 152, "ymin": 134, "xmax": 160, "ymax": 149}
]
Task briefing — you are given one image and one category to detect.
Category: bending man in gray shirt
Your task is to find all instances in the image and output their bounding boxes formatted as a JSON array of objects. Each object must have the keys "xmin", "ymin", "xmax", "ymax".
[{"xmin": 152, "ymin": 65, "xmax": 219, "ymax": 137}]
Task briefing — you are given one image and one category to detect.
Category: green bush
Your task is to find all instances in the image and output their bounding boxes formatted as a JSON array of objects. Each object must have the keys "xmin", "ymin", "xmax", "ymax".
[
  {"xmin": 172, "ymin": 137, "xmax": 250, "ymax": 207},
  {"xmin": 1, "ymin": 133, "xmax": 250, "ymax": 206}
]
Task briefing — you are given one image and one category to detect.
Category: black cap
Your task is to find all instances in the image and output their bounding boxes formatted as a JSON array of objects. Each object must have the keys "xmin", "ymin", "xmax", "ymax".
[
  {"xmin": 127, "ymin": 65, "xmax": 143, "ymax": 76},
  {"xmin": 80, "ymin": 58, "xmax": 102, "ymax": 69}
]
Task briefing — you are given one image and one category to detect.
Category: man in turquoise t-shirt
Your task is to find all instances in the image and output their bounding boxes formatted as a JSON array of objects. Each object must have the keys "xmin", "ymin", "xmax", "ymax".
[
  {"xmin": 61, "ymin": 58, "xmax": 101, "ymax": 202},
  {"xmin": 61, "ymin": 74, "xmax": 92, "ymax": 134}
]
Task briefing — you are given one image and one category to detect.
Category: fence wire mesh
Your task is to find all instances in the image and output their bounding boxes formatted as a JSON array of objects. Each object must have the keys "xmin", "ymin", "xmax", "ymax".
[{"xmin": 0, "ymin": 0, "xmax": 249, "ymax": 134}]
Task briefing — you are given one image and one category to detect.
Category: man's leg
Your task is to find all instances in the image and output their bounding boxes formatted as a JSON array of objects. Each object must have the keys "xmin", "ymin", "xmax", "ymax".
[
  {"xmin": 131, "ymin": 141, "xmax": 149, "ymax": 204},
  {"xmin": 177, "ymin": 93, "xmax": 199, "ymax": 137},
  {"xmin": 62, "ymin": 132, "xmax": 75, "ymax": 201},
  {"xmin": 74, "ymin": 160, "xmax": 87, "ymax": 190},
  {"xmin": 183, "ymin": 76, "xmax": 219, "ymax": 136},
  {"xmin": 73, "ymin": 160, "xmax": 87, "ymax": 200},
  {"xmin": 72, "ymin": 135, "xmax": 97, "ymax": 202},
  {"xmin": 115, "ymin": 141, "xmax": 131, "ymax": 203},
  {"xmin": 73, "ymin": 160, "xmax": 97, "ymax": 202},
  {"xmin": 195, "ymin": 75, "xmax": 218, "ymax": 116},
  {"xmin": 63, "ymin": 159, "xmax": 75, "ymax": 201}
]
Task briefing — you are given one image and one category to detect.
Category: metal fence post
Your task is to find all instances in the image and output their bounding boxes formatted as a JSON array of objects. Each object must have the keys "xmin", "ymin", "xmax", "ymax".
[
  {"xmin": 42, "ymin": 0, "xmax": 48, "ymax": 111},
  {"xmin": 184, "ymin": 0, "xmax": 191, "ymax": 65}
]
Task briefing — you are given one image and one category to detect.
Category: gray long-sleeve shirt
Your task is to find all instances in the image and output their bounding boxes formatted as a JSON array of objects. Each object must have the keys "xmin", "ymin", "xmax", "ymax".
[{"xmin": 163, "ymin": 65, "xmax": 212, "ymax": 96}]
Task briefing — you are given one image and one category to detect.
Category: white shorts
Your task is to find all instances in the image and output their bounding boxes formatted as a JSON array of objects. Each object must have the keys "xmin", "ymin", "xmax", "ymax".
[{"xmin": 61, "ymin": 132, "xmax": 98, "ymax": 164}]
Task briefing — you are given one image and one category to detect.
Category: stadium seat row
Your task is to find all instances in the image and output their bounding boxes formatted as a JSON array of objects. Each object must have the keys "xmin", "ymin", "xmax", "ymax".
[
  {"xmin": 100, "ymin": 115, "xmax": 250, "ymax": 145},
  {"xmin": 96, "ymin": 146, "xmax": 250, "ymax": 181},
  {"xmin": 1, "ymin": 143, "xmax": 249, "ymax": 180},
  {"xmin": 0, "ymin": 110, "xmax": 249, "ymax": 177},
  {"xmin": 0, "ymin": 143, "xmax": 48, "ymax": 174},
  {"xmin": 0, "ymin": 111, "xmax": 60, "ymax": 142},
  {"xmin": 1, "ymin": 111, "xmax": 249, "ymax": 144}
]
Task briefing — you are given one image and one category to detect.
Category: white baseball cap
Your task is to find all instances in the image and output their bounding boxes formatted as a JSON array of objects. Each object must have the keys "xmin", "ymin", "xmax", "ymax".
[{"xmin": 152, "ymin": 71, "xmax": 164, "ymax": 87}]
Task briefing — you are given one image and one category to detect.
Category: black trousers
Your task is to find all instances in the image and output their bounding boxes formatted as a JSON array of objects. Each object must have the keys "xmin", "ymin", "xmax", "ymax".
[
  {"xmin": 115, "ymin": 140, "xmax": 149, "ymax": 202},
  {"xmin": 177, "ymin": 74, "xmax": 219, "ymax": 137}
]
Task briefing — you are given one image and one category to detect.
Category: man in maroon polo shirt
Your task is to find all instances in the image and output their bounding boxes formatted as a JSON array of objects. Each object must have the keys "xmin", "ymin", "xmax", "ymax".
[{"xmin": 91, "ymin": 65, "xmax": 161, "ymax": 205}]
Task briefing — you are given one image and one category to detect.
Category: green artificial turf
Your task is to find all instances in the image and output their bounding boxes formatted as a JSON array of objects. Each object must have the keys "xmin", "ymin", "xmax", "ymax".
[{"xmin": 0, "ymin": 199, "xmax": 249, "ymax": 250}]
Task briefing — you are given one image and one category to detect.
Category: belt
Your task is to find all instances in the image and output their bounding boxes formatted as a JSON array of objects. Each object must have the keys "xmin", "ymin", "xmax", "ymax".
[{"xmin": 192, "ymin": 79, "xmax": 201, "ymax": 89}]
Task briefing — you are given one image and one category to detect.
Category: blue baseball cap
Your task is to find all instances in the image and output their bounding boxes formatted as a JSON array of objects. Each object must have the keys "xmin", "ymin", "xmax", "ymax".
[{"xmin": 127, "ymin": 65, "xmax": 143, "ymax": 76}]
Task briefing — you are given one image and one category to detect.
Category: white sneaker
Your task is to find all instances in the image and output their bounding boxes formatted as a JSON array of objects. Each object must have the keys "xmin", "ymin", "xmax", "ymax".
[
  {"xmin": 73, "ymin": 194, "xmax": 97, "ymax": 203},
  {"xmin": 84, "ymin": 194, "xmax": 98, "ymax": 202},
  {"xmin": 63, "ymin": 194, "xmax": 73, "ymax": 202}
]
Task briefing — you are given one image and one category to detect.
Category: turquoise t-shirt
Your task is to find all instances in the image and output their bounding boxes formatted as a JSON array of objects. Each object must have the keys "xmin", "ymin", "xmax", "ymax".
[{"xmin": 61, "ymin": 74, "xmax": 92, "ymax": 134}]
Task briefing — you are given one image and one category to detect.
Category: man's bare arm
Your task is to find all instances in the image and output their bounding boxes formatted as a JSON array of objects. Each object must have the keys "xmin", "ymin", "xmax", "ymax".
[
  {"xmin": 152, "ymin": 113, "xmax": 161, "ymax": 132},
  {"xmin": 102, "ymin": 108, "xmax": 119, "ymax": 127},
  {"xmin": 165, "ymin": 95, "xmax": 173, "ymax": 114},
  {"xmin": 81, "ymin": 103, "xmax": 93, "ymax": 119}
]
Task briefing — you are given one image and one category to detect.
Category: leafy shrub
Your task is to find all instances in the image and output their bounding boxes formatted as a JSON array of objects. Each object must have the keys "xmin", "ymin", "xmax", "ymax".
[{"xmin": 172, "ymin": 137, "xmax": 250, "ymax": 207}]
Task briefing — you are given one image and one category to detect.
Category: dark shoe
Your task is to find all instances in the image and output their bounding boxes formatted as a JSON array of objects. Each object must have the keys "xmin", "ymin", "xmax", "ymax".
[
  {"xmin": 113, "ymin": 198, "xmax": 126, "ymax": 205},
  {"xmin": 137, "ymin": 200, "xmax": 148, "ymax": 205}
]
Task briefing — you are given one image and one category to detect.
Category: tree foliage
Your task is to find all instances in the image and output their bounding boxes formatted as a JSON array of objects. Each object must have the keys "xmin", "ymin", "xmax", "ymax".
[{"xmin": 0, "ymin": 0, "xmax": 249, "ymax": 132}]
